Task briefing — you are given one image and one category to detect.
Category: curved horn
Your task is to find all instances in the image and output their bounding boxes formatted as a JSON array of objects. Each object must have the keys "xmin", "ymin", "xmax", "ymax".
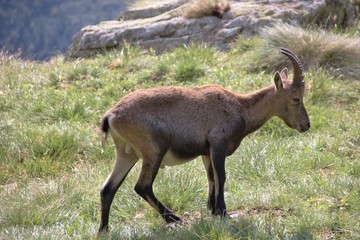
[{"xmin": 281, "ymin": 48, "xmax": 304, "ymax": 87}]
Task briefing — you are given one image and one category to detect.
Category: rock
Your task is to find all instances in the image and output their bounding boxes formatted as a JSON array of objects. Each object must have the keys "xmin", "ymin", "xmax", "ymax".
[
  {"xmin": 67, "ymin": 0, "xmax": 356, "ymax": 58},
  {"xmin": 315, "ymin": 0, "xmax": 359, "ymax": 28},
  {"xmin": 119, "ymin": 0, "xmax": 183, "ymax": 20}
]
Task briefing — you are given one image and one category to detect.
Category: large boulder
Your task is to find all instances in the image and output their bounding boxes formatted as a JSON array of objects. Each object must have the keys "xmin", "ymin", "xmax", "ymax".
[
  {"xmin": 315, "ymin": 0, "xmax": 360, "ymax": 28},
  {"xmin": 68, "ymin": 0, "xmax": 347, "ymax": 58}
]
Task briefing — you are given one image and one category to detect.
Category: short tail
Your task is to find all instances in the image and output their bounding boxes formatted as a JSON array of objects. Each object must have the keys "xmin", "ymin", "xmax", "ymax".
[
  {"xmin": 101, "ymin": 115, "xmax": 110, "ymax": 133},
  {"xmin": 100, "ymin": 115, "xmax": 110, "ymax": 142}
]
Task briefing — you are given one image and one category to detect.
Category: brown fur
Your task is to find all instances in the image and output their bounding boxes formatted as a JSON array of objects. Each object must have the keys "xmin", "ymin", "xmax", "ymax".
[{"xmin": 98, "ymin": 49, "xmax": 310, "ymax": 233}]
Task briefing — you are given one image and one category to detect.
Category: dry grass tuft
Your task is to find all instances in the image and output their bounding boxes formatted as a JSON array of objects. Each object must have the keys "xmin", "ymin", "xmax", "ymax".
[
  {"xmin": 252, "ymin": 24, "xmax": 360, "ymax": 80},
  {"xmin": 182, "ymin": 0, "xmax": 230, "ymax": 19}
]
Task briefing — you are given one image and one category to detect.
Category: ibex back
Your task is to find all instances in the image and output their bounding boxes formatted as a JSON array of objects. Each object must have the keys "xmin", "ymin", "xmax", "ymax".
[{"xmin": 98, "ymin": 48, "xmax": 310, "ymax": 232}]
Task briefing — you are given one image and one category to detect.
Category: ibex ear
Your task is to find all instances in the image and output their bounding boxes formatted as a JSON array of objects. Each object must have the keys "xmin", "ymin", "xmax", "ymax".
[
  {"xmin": 280, "ymin": 68, "xmax": 288, "ymax": 79},
  {"xmin": 274, "ymin": 71, "xmax": 283, "ymax": 91}
]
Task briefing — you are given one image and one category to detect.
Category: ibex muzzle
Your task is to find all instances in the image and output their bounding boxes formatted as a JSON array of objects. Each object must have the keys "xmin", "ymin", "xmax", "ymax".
[{"xmin": 98, "ymin": 48, "xmax": 310, "ymax": 233}]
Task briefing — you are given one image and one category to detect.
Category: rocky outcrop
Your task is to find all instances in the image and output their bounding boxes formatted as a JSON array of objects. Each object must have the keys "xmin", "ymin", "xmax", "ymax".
[
  {"xmin": 316, "ymin": 0, "xmax": 360, "ymax": 28},
  {"xmin": 67, "ymin": 0, "xmax": 356, "ymax": 58}
]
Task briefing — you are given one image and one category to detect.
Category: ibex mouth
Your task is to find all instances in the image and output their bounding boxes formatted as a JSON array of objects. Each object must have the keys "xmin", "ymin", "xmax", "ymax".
[{"xmin": 298, "ymin": 123, "xmax": 310, "ymax": 133}]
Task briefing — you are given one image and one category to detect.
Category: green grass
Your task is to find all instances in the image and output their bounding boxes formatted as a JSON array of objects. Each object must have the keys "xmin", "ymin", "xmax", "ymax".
[{"xmin": 0, "ymin": 26, "xmax": 360, "ymax": 239}]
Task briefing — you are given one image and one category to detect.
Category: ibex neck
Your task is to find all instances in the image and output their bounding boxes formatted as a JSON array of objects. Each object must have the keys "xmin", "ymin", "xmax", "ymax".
[{"xmin": 239, "ymin": 85, "xmax": 277, "ymax": 134}]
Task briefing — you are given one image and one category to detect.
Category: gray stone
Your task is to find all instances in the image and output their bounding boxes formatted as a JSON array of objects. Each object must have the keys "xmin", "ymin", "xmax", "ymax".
[
  {"xmin": 119, "ymin": 0, "xmax": 184, "ymax": 20},
  {"xmin": 67, "ymin": 0, "xmax": 344, "ymax": 58}
]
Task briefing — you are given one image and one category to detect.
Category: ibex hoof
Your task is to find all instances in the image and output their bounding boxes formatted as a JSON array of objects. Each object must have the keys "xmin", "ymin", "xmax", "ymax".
[
  {"xmin": 164, "ymin": 213, "xmax": 182, "ymax": 223},
  {"xmin": 98, "ymin": 225, "xmax": 109, "ymax": 234}
]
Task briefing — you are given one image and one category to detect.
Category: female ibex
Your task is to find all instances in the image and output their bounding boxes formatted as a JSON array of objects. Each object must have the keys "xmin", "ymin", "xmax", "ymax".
[{"xmin": 98, "ymin": 48, "xmax": 310, "ymax": 232}]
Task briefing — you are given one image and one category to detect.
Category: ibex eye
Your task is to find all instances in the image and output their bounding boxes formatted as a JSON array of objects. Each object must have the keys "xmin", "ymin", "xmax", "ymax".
[{"xmin": 293, "ymin": 98, "xmax": 300, "ymax": 103}]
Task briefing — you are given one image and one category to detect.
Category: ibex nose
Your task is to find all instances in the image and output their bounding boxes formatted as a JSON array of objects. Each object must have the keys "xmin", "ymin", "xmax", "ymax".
[{"xmin": 299, "ymin": 122, "xmax": 310, "ymax": 132}]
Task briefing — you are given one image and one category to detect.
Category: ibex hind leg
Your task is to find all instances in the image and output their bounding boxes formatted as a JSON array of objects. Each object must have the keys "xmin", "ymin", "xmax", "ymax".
[
  {"xmin": 134, "ymin": 153, "xmax": 182, "ymax": 223},
  {"xmin": 99, "ymin": 145, "xmax": 139, "ymax": 233}
]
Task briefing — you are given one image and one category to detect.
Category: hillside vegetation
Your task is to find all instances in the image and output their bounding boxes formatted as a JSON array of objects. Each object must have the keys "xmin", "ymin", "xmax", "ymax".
[
  {"xmin": 0, "ymin": 0, "xmax": 131, "ymax": 60},
  {"xmin": 0, "ymin": 25, "xmax": 359, "ymax": 239}
]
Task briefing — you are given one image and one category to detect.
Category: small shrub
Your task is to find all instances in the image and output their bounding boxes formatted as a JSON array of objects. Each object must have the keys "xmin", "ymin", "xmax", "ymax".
[
  {"xmin": 48, "ymin": 71, "xmax": 63, "ymax": 87},
  {"xmin": 170, "ymin": 43, "xmax": 219, "ymax": 64},
  {"xmin": 306, "ymin": 68, "xmax": 338, "ymax": 105},
  {"xmin": 174, "ymin": 58, "xmax": 205, "ymax": 82},
  {"xmin": 106, "ymin": 43, "xmax": 144, "ymax": 69},
  {"xmin": 250, "ymin": 23, "xmax": 360, "ymax": 80},
  {"xmin": 54, "ymin": 102, "xmax": 88, "ymax": 121},
  {"xmin": 145, "ymin": 61, "xmax": 171, "ymax": 82},
  {"xmin": 66, "ymin": 64, "xmax": 89, "ymax": 82},
  {"xmin": 182, "ymin": 0, "xmax": 230, "ymax": 19},
  {"xmin": 232, "ymin": 36, "xmax": 261, "ymax": 54}
]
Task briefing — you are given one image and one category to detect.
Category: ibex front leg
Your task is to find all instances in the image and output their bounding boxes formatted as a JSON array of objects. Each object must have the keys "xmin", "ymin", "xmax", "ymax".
[
  {"xmin": 209, "ymin": 146, "xmax": 228, "ymax": 217},
  {"xmin": 202, "ymin": 155, "xmax": 216, "ymax": 214}
]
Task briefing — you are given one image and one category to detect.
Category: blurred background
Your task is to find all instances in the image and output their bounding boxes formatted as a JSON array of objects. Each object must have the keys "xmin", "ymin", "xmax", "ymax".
[{"xmin": 0, "ymin": 0, "xmax": 133, "ymax": 61}]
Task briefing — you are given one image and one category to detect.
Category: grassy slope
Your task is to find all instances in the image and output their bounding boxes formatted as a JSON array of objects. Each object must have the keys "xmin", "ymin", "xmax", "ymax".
[{"xmin": 0, "ymin": 37, "xmax": 359, "ymax": 239}]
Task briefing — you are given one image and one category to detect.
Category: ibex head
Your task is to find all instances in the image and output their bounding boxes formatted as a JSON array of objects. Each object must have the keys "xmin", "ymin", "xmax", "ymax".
[{"xmin": 273, "ymin": 48, "xmax": 310, "ymax": 132}]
